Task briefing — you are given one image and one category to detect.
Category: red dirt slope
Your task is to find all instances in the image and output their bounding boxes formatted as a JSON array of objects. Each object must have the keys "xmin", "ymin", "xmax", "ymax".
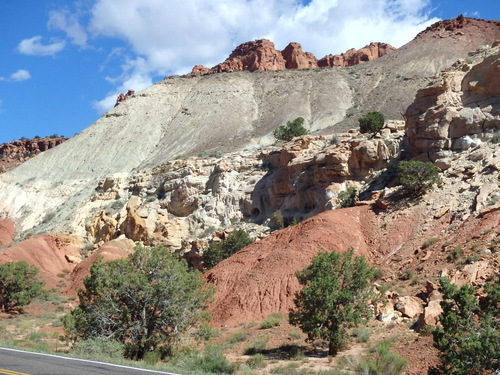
[{"xmin": 0, "ymin": 218, "xmax": 14, "ymax": 247}]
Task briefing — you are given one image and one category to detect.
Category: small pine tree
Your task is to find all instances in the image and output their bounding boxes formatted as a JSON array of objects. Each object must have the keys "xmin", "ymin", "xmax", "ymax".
[
  {"xmin": 359, "ymin": 111, "xmax": 385, "ymax": 134},
  {"xmin": 273, "ymin": 117, "xmax": 308, "ymax": 141},
  {"xmin": 432, "ymin": 277, "xmax": 499, "ymax": 374},
  {"xmin": 289, "ymin": 248, "xmax": 375, "ymax": 355},
  {"xmin": 397, "ymin": 161, "xmax": 440, "ymax": 195},
  {"xmin": 203, "ymin": 229, "xmax": 253, "ymax": 269},
  {"xmin": 270, "ymin": 210, "xmax": 285, "ymax": 231}
]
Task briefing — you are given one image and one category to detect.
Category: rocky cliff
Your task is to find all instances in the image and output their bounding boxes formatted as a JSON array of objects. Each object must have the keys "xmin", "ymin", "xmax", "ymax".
[
  {"xmin": 0, "ymin": 136, "xmax": 67, "ymax": 173},
  {"xmin": 191, "ymin": 39, "xmax": 394, "ymax": 74}
]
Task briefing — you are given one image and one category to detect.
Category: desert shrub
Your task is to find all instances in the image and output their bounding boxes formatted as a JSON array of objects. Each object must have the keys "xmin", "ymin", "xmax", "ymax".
[
  {"xmin": 397, "ymin": 161, "xmax": 440, "ymax": 195},
  {"xmin": 274, "ymin": 117, "xmax": 308, "ymax": 141},
  {"xmin": 227, "ymin": 330, "xmax": 248, "ymax": 344},
  {"xmin": 193, "ymin": 322, "xmax": 219, "ymax": 341},
  {"xmin": 432, "ymin": 277, "xmax": 499, "ymax": 374},
  {"xmin": 270, "ymin": 210, "xmax": 285, "ymax": 231},
  {"xmin": 260, "ymin": 312, "xmax": 283, "ymax": 329},
  {"xmin": 244, "ymin": 338, "xmax": 268, "ymax": 355},
  {"xmin": 349, "ymin": 340, "xmax": 407, "ymax": 375},
  {"xmin": 490, "ymin": 131, "xmax": 500, "ymax": 144},
  {"xmin": 447, "ymin": 246, "xmax": 463, "ymax": 261},
  {"xmin": 174, "ymin": 346, "xmax": 236, "ymax": 374},
  {"xmin": 73, "ymin": 337, "xmax": 125, "ymax": 358},
  {"xmin": 400, "ymin": 269, "xmax": 413, "ymax": 281},
  {"xmin": 422, "ymin": 237, "xmax": 439, "ymax": 249},
  {"xmin": 354, "ymin": 328, "xmax": 370, "ymax": 343},
  {"xmin": 246, "ymin": 353, "xmax": 266, "ymax": 369},
  {"xmin": 337, "ymin": 187, "xmax": 357, "ymax": 208},
  {"xmin": 289, "ymin": 248, "xmax": 375, "ymax": 355},
  {"xmin": 203, "ymin": 229, "xmax": 253, "ymax": 269},
  {"xmin": 0, "ymin": 261, "xmax": 46, "ymax": 313},
  {"xmin": 358, "ymin": 111, "xmax": 385, "ymax": 134}
]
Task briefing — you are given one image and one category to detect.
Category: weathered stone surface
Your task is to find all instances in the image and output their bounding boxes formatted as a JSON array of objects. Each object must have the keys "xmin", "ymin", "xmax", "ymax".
[
  {"xmin": 417, "ymin": 300, "xmax": 443, "ymax": 329},
  {"xmin": 395, "ymin": 296, "xmax": 423, "ymax": 319},
  {"xmin": 318, "ymin": 42, "xmax": 395, "ymax": 67},
  {"xmin": 114, "ymin": 89, "xmax": 135, "ymax": 107},
  {"xmin": 406, "ymin": 43, "xmax": 500, "ymax": 159},
  {"xmin": 281, "ymin": 42, "xmax": 318, "ymax": 69}
]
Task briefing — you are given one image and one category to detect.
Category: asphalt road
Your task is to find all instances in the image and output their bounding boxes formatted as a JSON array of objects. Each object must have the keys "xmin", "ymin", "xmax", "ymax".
[{"xmin": 0, "ymin": 347, "xmax": 184, "ymax": 375}]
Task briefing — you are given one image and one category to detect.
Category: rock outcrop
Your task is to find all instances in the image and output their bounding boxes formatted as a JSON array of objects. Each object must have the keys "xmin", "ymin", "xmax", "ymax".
[
  {"xmin": 191, "ymin": 40, "xmax": 395, "ymax": 74},
  {"xmin": 318, "ymin": 42, "xmax": 396, "ymax": 67},
  {"xmin": 114, "ymin": 89, "xmax": 135, "ymax": 107},
  {"xmin": 406, "ymin": 42, "xmax": 500, "ymax": 160},
  {"xmin": 0, "ymin": 137, "xmax": 67, "ymax": 173}
]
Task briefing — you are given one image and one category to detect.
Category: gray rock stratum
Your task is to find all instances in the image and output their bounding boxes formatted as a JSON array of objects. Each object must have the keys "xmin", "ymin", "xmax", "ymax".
[{"xmin": 0, "ymin": 17, "xmax": 499, "ymax": 244}]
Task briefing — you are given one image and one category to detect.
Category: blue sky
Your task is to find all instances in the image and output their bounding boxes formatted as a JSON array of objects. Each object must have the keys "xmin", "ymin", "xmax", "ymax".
[{"xmin": 1, "ymin": 0, "xmax": 499, "ymax": 144}]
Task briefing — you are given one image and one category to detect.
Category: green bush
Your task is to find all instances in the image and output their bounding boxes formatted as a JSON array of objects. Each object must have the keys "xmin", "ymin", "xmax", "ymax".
[
  {"xmin": 447, "ymin": 246, "xmax": 463, "ymax": 261},
  {"xmin": 244, "ymin": 338, "xmax": 268, "ymax": 355},
  {"xmin": 270, "ymin": 210, "xmax": 285, "ymax": 231},
  {"xmin": 397, "ymin": 161, "xmax": 440, "ymax": 195},
  {"xmin": 337, "ymin": 188, "xmax": 357, "ymax": 208},
  {"xmin": 65, "ymin": 245, "xmax": 214, "ymax": 360},
  {"xmin": 246, "ymin": 353, "xmax": 266, "ymax": 369},
  {"xmin": 274, "ymin": 117, "xmax": 308, "ymax": 141},
  {"xmin": 289, "ymin": 248, "xmax": 375, "ymax": 355},
  {"xmin": 73, "ymin": 337, "xmax": 125, "ymax": 358},
  {"xmin": 432, "ymin": 277, "xmax": 499, "ymax": 374},
  {"xmin": 490, "ymin": 131, "xmax": 500, "ymax": 144},
  {"xmin": 175, "ymin": 346, "xmax": 236, "ymax": 374},
  {"xmin": 422, "ymin": 237, "xmax": 439, "ymax": 249},
  {"xmin": 0, "ymin": 261, "xmax": 46, "ymax": 313},
  {"xmin": 260, "ymin": 312, "xmax": 283, "ymax": 329},
  {"xmin": 358, "ymin": 111, "xmax": 385, "ymax": 134},
  {"xmin": 350, "ymin": 340, "xmax": 407, "ymax": 375},
  {"xmin": 354, "ymin": 328, "xmax": 370, "ymax": 343},
  {"xmin": 203, "ymin": 229, "xmax": 253, "ymax": 270}
]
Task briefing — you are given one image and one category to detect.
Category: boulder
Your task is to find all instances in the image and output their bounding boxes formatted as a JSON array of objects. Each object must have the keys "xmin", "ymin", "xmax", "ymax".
[
  {"xmin": 395, "ymin": 296, "xmax": 423, "ymax": 319},
  {"xmin": 417, "ymin": 300, "xmax": 443, "ymax": 329}
]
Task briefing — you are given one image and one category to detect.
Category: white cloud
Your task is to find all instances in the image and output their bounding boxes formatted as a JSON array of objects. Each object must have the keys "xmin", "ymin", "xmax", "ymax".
[
  {"xmin": 0, "ymin": 69, "xmax": 31, "ymax": 82},
  {"xmin": 48, "ymin": 10, "xmax": 88, "ymax": 47},
  {"xmin": 10, "ymin": 70, "xmax": 31, "ymax": 82},
  {"xmin": 17, "ymin": 36, "xmax": 65, "ymax": 56},
  {"xmin": 88, "ymin": 0, "xmax": 438, "ymax": 112}
]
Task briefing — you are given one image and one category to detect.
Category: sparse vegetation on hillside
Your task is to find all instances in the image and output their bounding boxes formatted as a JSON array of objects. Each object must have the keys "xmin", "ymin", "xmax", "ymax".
[
  {"xmin": 397, "ymin": 161, "xmax": 440, "ymax": 195},
  {"xmin": 358, "ymin": 111, "xmax": 385, "ymax": 135},
  {"xmin": 203, "ymin": 229, "xmax": 253, "ymax": 270},
  {"xmin": 289, "ymin": 248, "xmax": 375, "ymax": 355},
  {"xmin": 63, "ymin": 245, "xmax": 214, "ymax": 360},
  {"xmin": 273, "ymin": 117, "xmax": 308, "ymax": 141},
  {"xmin": 337, "ymin": 187, "xmax": 357, "ymax": 208},
  {"xmin": 0, "ymin": 261, "xmax": 46, "ymax": 313},
  {"xmin": 432, "ymin": 276, "xmax": 500, "ymax": 375}
]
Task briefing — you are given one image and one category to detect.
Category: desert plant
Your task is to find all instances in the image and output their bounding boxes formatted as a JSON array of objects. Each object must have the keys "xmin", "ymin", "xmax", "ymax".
[
  {"xmin": 260, "ymin": 312, "xmax": 283, "ymax": 329},
  {"xmin": 0, "ymin": 261, "xmax": 46, "ymax": 313},
  {"xmin": 397, "ymin": 161, "xmax": 440, "ymax": 195},
  {"xmin": 274, "ymin": 117, "xmax": 308, "ymax": 141},
  {"xmin": 422, "ymin": 237, "xmax": 439, "ymax": 249},
  {"xmin": 432, "ymin": 276, "xmax": 499, "ymax": 374},
  {"xmin": 174, "ymin": 345, "xmax": 236, "ymax": 374},
  {"xmin": 73, "ymin": 337, "xmax": 125, "ymax": 358},
  {"xmin": 447, "ymin": 246, "xmax": 463, "ymax": 261},
  {"xmin": 270, "ymin": 210, "xmax": 285, "ymax": 231},
  {"xmin": 64, "ymin": 245, "xmax": 214, "ymax": 359},
  {"xmin": 349, "ymin": 340, "xmax": 407, "ymax": 375},
  {"xmin": 244, "ymin": 338, "xmax": 268, "ymax": 355},
  {"xmin": 246, "ymin": 353, "xmax": 266, "ymax": 369},
  {"xmin": 337, "ymin": 187, "xmax": 357, "ymax": 208},
  {"xmin": 354, "ymin": 328, "xmax": 370, "ymax": 343},
  {"xmin": 358, "ymin": 111, "xmax": 385, "ymax": 134},
  {"xmin": 203, "ymin": 229, "xmax": 253, "ymax": 270},
  {"xmin": 490, "ymin": 131, "xmax": 500, "ymax": 144},
  {"xmin": 289, "ymin": 248, "xmax": 375, "ymax": 355}
]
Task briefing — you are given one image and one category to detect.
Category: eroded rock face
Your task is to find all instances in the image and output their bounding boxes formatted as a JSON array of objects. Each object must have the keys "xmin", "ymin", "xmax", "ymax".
[
  {"xmin": 191, "ymin": 39, "xmax": 392, "ymax": 74},
  {"xmin": 318, "ymin": 42, "xmax": 395, "ymax": 67},
  {"xmin": 212, "ymin": 39, "xmax": 287, "ymax": 72},
  {"xmin": 281, "ymin": 42, "xmax": 318, "ymax": 69},
  {"xmin": 0, "ymin": 137, "xmax": 67, "ymax": 174},
  {"xmin": 114, "ymin": 89, "xmax": 135, "ymax": 107},
  {"xmin": 406, "ymin": 42, "xmax": 500, "ymax": 160}
]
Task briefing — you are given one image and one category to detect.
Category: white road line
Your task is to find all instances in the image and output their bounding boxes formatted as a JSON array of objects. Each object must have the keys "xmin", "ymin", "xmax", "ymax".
[{"xmin": 0, "ymin": 347, "xmax": 183, "ymax": 375}]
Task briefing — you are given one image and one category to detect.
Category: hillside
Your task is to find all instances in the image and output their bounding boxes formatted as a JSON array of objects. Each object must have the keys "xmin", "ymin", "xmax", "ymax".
[{"xmin": 0, "ymin": 16, "xmax": 498, "ymax": 241}]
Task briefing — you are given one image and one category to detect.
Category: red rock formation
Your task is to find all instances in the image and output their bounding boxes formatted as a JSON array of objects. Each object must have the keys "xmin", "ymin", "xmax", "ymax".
[
  {"xmin": 114, "ymin": 89, "xmax": 135, "ymax": 107},
  {"xmin": 318, "ymin": 42, "xmax": 396, "ymax": 67},
  {"xmin": 0, "ymin": 136, "xmax": 68, "ymax": 174},
  {"xmin": 191, "ymin": 39, "xmax": 395, "ymax": 75},
  {"xmin": 281, "ymin": 42, "xmax": 318, "ymax": 69},
  {"xmin": 212, "ymin": 39, "xmax": 286, "ymax": 72}
]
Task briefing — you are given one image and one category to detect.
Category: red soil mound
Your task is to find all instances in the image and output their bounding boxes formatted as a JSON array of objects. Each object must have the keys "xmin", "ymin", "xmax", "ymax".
[
  {"xmin": 0, "ymin": 234, "xmax": 83, "ymax": 289},
  {"xmin": 204, "ymin": 206, "xmax": 382, "ymax": 327},
  {"xmin": 0, "ymin": 218, "xmax": 14, "ymax": 247}
]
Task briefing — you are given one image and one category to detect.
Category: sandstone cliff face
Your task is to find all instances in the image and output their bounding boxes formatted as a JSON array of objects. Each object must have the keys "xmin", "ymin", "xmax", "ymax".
[
  {"xmin": 318, "ymin": 42, "xmax": 396, "ymax": 67},
  {"xmin": 191, "ymin": 39, "xmax": 395, "ymax": 74},
  {"xmin": 0, "ymin": 137, "xmax": 67, "ymax": 173},
  {"xmin": 406, "ymin": 42, "xmax": 500, "ymax": 160}
]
